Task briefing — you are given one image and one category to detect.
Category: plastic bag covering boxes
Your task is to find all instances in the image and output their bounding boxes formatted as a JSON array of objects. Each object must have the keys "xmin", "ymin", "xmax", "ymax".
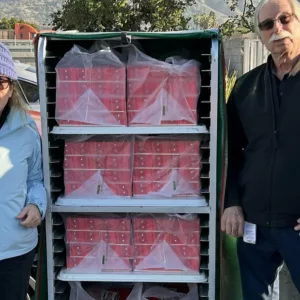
[
  {"xmin": 65, "ymin": 215, "xmax": 200, "ymax": 274},
  {"xmin": 64, "ymin": 136, "xmax": 133, "ymax": 198},
  {"xmin": 66, "ymin": 216, "xmax": 132, "ymax": 272},
  {"xmin": 132, "ymin": 215, "xmax": 200, "ymax": 272},
  {"xmin": 55, "ymin": 44, "xmax": 201, "ymax": 127},
  {"xmin": 56, "ymin": 45, "xmax": 127, "ymax": 126},
  {"xmin": 63, "ymin": 135, "xmax": 201, "ymax": 199},
  {"xmin": 127, "ymin": 46, "xmax": 201, "ymax": 126},
  {"xmin": 133, "ymin": 136, "xmax": 201, "ymax": 197},
  {"xmin": 69, "ymin": 282, "xmax": 199, "ymax": 300}
]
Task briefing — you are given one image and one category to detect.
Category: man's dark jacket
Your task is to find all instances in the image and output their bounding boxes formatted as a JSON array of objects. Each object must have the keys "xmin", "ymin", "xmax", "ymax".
[{"xmin": 225, "ymin": 57, "xmax": 300, "ymax": 227}]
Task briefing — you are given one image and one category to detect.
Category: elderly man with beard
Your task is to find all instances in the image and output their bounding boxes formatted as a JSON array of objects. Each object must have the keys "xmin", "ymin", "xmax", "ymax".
[{"xmin": 221, "ymin": 0, "xmax": 300, "ymax": 298}]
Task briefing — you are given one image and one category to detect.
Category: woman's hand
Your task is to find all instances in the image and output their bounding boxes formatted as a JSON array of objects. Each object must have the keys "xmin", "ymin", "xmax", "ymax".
[{"xmin": 16, "ymin": 204, "xmax": 41, "ymax": 228}]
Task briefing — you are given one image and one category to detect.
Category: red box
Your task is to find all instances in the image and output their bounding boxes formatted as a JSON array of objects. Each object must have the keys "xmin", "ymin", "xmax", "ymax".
[
  {"xmin": 133, "ymin": 257, "xmax": 199, "ymax": 272},
  {"xmin": 178, "ymin": 168, "xmax": 200, "ymax": 182},
  {"xmin": 127, "ymin": 111, "xmax": 197, "ymax": 126},
  {"xmin": 126, "ymin": 62, "xmax": 200, "ymax": 126},
  {"xmin": 134, "ymin": 154, "xmax": 178, "ymax": 168},
  {"xmin": 57, "ymin": 110, "xmax": 127, "ymax": 126},
  {"xmin": 64, "ymin": 169, "xmax": 131, "ymax": 183},
  {"xmin": 90, "ymin": 67, "xmax": 126, "ymax": 81},
  {"xmin": 66, "ymin": 231, "xmax": 131, "ymax": 244},
  {"xmin": 66, "ymin": 217, "xmax": 131, "ymax": 231},
  {"xmin": 133, "ymin": 217, "xmax": 200, "ymax": 232},
  {"xmin": 65, "ymin": 141, "xmax": 132, "ymax": 156},
  {"xmin": 133, "ymin": 231, "xmax": 200, "ymax": 246},
  {"xmin": 127, "ymin": 66, "xmax": 168, "ymax": 81},
  {"xmin": 56, "ymin": 65, "xmax": 127, "ymax": 126},
  {"xmin": 134, "ymin": 138, "xmax": 199, "ymax": 154},
  {"xmin": 133, "ymin": 168, "xmax": 171, "ymax": 182},
  {"xmin": 127, "ymin": 95, "xmax": 198, "ymax": 112},
  {"xmin": 68, "ymin": 244, "xmax": 134, "ymax": 258},
  {"xmin": 134, "ymin": 244, "xmax": 199, "ymax": 258},
  {"xmin": 57, "ymin": 68, "xmax": 92, "ymax": 81},
  {"xmin": 64, "ymin": 139, "xmax": 133, "ymax": 197},
  {"xmin": 178, "ymin": 155, "xmax": 201, "ymax": 169},
  {"xmin": 66, "ymin": 256, "xmax": 132, "ymax": 271},
  {"xmin": 64, "ymin": 155, "xmax": 132, "ymax": 170},
  {"xmin": 134, "ymin": 231, "xmax": 168, "ymax": 245},
  {"xmin": 133, "ymin": 168, "xmax": 200, "ymax": 183},
  {"xmin": 131, "ymin": 215, "xmax": 200, "ymax": 272},
  {"xmin": 90, "ymin": 82, "xmax": 125, "ymax": 98},
  {"xmin": 64, "ymin": 182, "xmax": 131, "ymax": 197}
]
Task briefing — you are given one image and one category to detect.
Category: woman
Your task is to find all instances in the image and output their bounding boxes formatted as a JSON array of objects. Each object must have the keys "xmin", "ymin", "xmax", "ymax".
[{"xmin": 0, "ymin": 42, "xmax": 47, "ymax": 299}]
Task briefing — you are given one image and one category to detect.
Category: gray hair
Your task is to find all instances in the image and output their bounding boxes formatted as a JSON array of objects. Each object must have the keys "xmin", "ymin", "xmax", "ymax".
[{"xmin": 254, "ymin": 0, "xmax": 300, "ymax": 36}]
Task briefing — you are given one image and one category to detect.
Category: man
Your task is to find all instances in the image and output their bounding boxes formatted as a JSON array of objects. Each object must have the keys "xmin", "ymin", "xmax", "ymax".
[{"xmin": 221, "ymin": 0, "xmax": 300, "ymax": 298}]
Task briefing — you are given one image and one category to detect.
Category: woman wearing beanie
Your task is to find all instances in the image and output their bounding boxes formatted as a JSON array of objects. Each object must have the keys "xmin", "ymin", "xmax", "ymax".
[{"xmin": 0, "ymin": 42, "xmax": 47, "ymax": 299}]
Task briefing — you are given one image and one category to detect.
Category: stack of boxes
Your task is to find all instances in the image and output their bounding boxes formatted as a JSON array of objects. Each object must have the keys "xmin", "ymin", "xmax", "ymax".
[
  {"xmin": 63, "ymin": 135, "xmax": 201, "ymax": 199},
  {"xmin": 133, "ymin": 136, "xmax": 201, "ymax": 197},
  {"xmin": 65, "ymin": 215, "xmax": 200, "ymax": 273},
  {"xmin": 66, "ymin": 216, "xmax": 133, "ymax": 272},
  {"xmin": 57, "ymin": 45, "xmax": 202, "ymax": 274},
  {"xmin": 127, "ymin": 63, "xmax": 200, "ymax": 126},
  {"xmin": 64, "ymin": 137, "xmax": 133, "ymax": 198},
  {"xmin": 56, "ymin": 46, "xmax": 127, "ymax": 126},
  {"xmin": 55, "ymin": 45, "xmax": 200, "ymax": 127},
  {"xmin": 133, "ymin": 215, "xmax": 200, "ymax": 272}
]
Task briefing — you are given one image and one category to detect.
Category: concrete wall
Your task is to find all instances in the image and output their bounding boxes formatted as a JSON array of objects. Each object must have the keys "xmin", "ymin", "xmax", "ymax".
[{"xmin": 223, "ymin": 37, "xmax": 244, "ymax": 77}]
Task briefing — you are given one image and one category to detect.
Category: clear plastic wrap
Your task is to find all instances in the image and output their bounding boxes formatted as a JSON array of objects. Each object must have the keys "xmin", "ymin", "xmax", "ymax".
[
  {"xmin": 56, "ymin": 45, "xmax": 127, "ymax": 126},
  {"xmin": 63, "ymin": 136, "xmax": 134, "ymax": 198},
  {"xmin": 127, "ymin": 46, "xmax": 201, "ymax": 126},
  {"xmin": 133, "ymin": 136, "xmax": 201, "ymax": 197},
  {"xmin": 65, "ymin": 215, "xmax": 133, "ymax": 273},
  {"xmin": 65, "ymin": 214, "xmax": 200, "ymax": 274},
  {"xmin": 69, "ymin": 282, "xmax": 132, "ymax": 300},
  {"xmin": 127, "ymin": 283, "xmax": 199, "ymax": 300},
  {"xmin": 132, "ymin": 214, "xmax": 200, "ymax": 272}
]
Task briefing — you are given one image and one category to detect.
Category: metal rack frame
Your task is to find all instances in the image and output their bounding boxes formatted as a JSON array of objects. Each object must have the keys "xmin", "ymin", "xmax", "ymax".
[{"xmin": 37, "ymin": 32, "xmax": 219, "ymax": 300}]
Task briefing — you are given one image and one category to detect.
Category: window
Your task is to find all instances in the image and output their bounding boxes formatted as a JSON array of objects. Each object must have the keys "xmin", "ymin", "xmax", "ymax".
[
  {"xmin": 18, "ymin": 80, "xmax": 39, "ymax": 104},
  {"xmin": 25, "ymin": 66, "xmax": 36, "ymax": 73}
]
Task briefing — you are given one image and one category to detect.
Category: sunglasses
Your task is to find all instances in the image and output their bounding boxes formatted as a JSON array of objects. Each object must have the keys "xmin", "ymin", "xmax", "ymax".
[
  {"xmin": 0, "ymin": 78, "xmax": 12, "ymax": 91},
  {"xmin": 258, "ymin": 13, "xmax": 295, "ymax": 31}
]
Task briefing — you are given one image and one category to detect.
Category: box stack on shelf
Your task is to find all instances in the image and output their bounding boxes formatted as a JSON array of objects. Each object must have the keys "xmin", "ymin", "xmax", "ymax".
[
  {"xmin": 126, "ymin": 46, "xmax": 200, "ymax": 126},
  {"xmin": 66, "ymin": 216, "xmax": 133, "ymax": 272},
  {"xmin": 132, "ymin": 215, "xmax": 201, "ymax": 272},
  {"xmin": 64, "ymin": 215, "xmax": 201, "ymax": 275},
  {"xmin": 56, "ymin": 45, "xmax": 127, "ymax": 126},
  {"xmin": 63, "ymin": 137, "xmax": 133, "ymax": 198},
  {"xmin": 133, "ymin": 136, "xmax": 201, "ymax": 197},
  {"xmin": 37, "ymin": 31, "xmax": 219, "ymax": 300}
]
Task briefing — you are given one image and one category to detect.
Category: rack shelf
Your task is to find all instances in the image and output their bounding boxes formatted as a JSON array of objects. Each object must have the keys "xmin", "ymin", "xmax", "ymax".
[
  {"xmin": 52, "ymin": 197, "xmax": 209, "ymax": 213},
  {"xmin": 57, "ymin": 269, "xmax": 207, "ymax": 283},
  {"xmin": 50, "ymin": 125, "xmax": 208, "ymax": 135}
]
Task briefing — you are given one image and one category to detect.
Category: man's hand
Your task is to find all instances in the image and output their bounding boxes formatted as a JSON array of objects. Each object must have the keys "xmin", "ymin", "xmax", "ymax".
[
  {"xmin": 294, "ymin": 219, "xmax": 300, "ymax": 231},
  {"xmin": 16, "ymin": 204, "xmax": 41, "ymax": 228},
  {"xmin": 221, "ymin": 206, "xmax": 244, "ymax": 237}
]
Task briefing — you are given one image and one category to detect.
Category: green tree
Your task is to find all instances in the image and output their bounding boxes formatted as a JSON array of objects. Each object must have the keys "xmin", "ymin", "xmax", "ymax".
[
  {"xmin": 50, "ymin": 0, "xmax": 196, "ymax": 32},
  {"xmin": 193, "ymin": 11, "xmax": 218, "ymax": 29},
  {"xmin": 0, "ymin": 17, "xmax": 39, "ymax": 30},
  {"xmin": 220, "ymin": 0, "xmax": 255, "ymax": 37}
]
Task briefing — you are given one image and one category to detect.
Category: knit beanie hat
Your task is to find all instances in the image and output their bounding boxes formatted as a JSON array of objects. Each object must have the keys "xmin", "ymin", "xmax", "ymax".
[{"xmin": 0, "ymin": 42, "xmax": 17, "ymax": 80}]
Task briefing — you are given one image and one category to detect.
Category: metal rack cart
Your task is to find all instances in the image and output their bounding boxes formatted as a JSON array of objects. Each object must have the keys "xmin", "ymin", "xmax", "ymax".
[{"xmin": 37, "ymin": 30, "xmax": 223, "ymax": 300}]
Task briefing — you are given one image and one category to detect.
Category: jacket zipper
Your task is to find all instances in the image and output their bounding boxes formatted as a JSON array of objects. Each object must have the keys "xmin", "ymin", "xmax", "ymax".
[{"xmin": 267, "ymin": 75, "xmax": 280, "ymax": 226}]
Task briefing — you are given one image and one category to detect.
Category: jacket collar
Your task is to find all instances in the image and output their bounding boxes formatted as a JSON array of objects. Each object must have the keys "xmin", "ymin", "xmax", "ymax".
[
  {"xmin": 267, "ymin": 54, "xmax": 300, "ymax": 77},
  {"xmin": 0, "ymin": 105, "xmax": 10, "ymax": 130},
  {"xmin": 0, "ymin": 108, "xmax": 34, "ymax": 139}
]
